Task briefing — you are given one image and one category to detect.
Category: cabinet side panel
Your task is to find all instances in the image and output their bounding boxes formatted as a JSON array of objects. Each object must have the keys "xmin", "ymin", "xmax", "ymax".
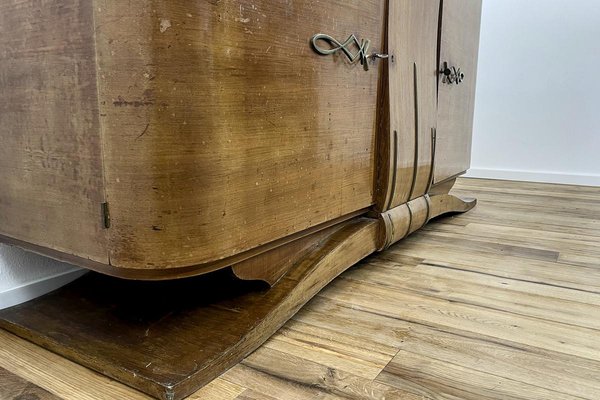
[
  {"xmin": 0, "ymin": 0, "xmax": 108, "ymax": 262},
  {"xmin": 95, "ymin": 0, "xmax": 385, "ymax": 269},
  {"xmin": 434, "ymin": 0, "xmax": 483, "ymax": 183}
]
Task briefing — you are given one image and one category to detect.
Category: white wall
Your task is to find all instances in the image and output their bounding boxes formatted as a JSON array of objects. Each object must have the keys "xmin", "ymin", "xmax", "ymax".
[
  {"xmin": 468, "ymin": 0, "xmax": 600, "ymax": 186},
  {"xmin": 0, "ymin": 244, "xmax": 85, "ymax": 310}
]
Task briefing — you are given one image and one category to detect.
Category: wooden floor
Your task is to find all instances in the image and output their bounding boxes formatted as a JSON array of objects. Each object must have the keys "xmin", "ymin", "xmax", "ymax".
[{"xmin": 2, "ymin": 177, "xmax": 600, "ymax": 400}]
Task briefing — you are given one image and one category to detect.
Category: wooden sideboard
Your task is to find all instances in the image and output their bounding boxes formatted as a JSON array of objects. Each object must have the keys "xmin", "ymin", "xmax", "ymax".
[
  {"xmin": 0, "ymin": 0, "xmax": 481, "ymax": 281},
  {"xmin": 0, "ymin": 1, "xmax": 482, "ymax": 398}
]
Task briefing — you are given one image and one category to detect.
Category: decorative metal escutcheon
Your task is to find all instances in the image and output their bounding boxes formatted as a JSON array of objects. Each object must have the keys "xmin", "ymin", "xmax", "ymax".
[
  {"xmin": 311, "ymin": 33, "xmax": 388, "ymax": 71},
  {"xmin": 440, "ymin": 62, "xmax": 465, "ymax": 85}
]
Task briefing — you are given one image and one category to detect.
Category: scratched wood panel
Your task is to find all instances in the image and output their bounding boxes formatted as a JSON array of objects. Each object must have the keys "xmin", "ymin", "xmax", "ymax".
[
  {"xmin": 0, "ymin": 0, "xmax": 108, "ymax": 262},
  {"xmin": 93, "ymin": 0, "xmax": 386, "ymax": 270}
]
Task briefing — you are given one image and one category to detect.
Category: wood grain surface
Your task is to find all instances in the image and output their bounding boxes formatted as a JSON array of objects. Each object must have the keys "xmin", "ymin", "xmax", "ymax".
[
  {"xmin": 376, "ymin": 0, "xmax": 440, "ymax": 211},
  {"xmin": 0, "ymin": 0, "xmax": 387, "ymax": 275},
  {"xmin": 0, "ymin": 0, "xmax": 108, "ymax": 262},
  {"xmin": 2, "ymin": 178, "xmax": 600, "ymax": 399},
  {"xmin": 94, "ymin": 0, "xmax": 386, "ymax": 270}
]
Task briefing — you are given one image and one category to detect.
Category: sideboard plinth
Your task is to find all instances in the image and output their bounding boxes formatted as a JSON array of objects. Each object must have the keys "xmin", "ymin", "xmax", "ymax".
[{"xmin": 0, "ymin": 218, "xmax": 378, "ymax": 400}]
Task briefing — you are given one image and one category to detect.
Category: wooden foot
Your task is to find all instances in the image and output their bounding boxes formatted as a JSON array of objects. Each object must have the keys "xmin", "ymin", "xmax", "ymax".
[
  {"xmin": 0, "ymin": 218, "xmax": 378, "ymax": 400},
  {"xmin": 428, "ymin": 193, "xmax": 477, "ymax": 220},
  {"xmin": 376, "ymin": 193, "xmax": 476, "ymax": 250}
]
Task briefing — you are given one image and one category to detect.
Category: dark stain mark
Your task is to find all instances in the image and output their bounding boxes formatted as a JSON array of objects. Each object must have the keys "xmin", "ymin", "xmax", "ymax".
[
  {"xmin": 326, "ymin": 367, "xmax": 336, "ymax": 379},
  {"xmin": 113, "ymin": 96, "xmax": 154, "ymax": 107},
  {"xmin": 152, "ymin": 225, "xmax": 163, "ymax": 231},
  {"xmin": 136, "ymin": 124, "xmax": 150, "ymax": 140}
]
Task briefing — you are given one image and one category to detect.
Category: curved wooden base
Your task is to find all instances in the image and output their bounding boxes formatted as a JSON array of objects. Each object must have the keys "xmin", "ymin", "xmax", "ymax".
[
  {"xmin": 0, "ymin": 218, "xmax": 378, "ymax": 400},
  {"xmin": 376, "ymin": 193, "xmax": 476, "ymax": 250},
  {"xmin": 429, "ymin": 193, "xmax": 477, "ymax": 219},
  {"xmin": 0, "ymin": 192, "xmax": 475, "ymax": 399}
]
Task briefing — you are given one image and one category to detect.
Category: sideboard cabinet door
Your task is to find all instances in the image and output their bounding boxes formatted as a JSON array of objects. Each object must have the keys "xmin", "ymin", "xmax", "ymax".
[
  {"xmin": 375, "ymin": 0, "xmax": 440, "ymax": 211},
  {"xmin": 434, "ymin": 0, "xmax": 482, "ymax": 184}
]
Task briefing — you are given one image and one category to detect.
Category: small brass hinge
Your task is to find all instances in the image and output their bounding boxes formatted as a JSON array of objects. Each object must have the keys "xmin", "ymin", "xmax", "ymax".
[{"xmin": 101, "ymin": 202, "xmax": 111, "ymax": 229}]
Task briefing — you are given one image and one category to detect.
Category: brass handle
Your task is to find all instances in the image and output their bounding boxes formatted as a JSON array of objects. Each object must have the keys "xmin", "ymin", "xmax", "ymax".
[
  {"xmin": 367, "ymin": 53, "xmax": 389, "ymax": 61},
  {"xmin": 311, "ymin": 33, "xmax": 388, "ymax": 71},
  {"xmin": 440, "ymin": 62, "xmax": 465, "ymax": 85}
]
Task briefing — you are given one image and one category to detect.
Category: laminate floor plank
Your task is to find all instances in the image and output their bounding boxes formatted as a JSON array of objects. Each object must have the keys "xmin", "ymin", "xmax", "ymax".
[
  {"xmin": 399, "ymin": 231, "xmax": 562, "ymax": 263},
  {"xmin": 223, "ymin": 345, "xmax": 421, "ymax": 400},
  {"xmin": 437, "ymin": 203, "xmax": 600, "ymax": 237},
  {"xmin": 262, "ymin": 322, "xmax": 398, "ymax": 379},
  {"xmin": 343, "ymin": 260, "xmax": 600, "ymax": 330},
  {"xmin": 321, "ymin": 278, "xmax": 600, "ymax": 362},
  {"xmin": 377, "ymin": 246, "xmax": 600, "ymax": 297},
  {"xmin": 453, "ymin": 177, "xmax": 600, "ymax": 197},
  {"xmin": 0, "ymin": 366, "xmax": 61, "ymax": 400},
  {"xmin": 299, "ymin": 298, "xmax": 600, "ymax": 399},
  {"xmin": 0, "ymin": 330, "xmax": 151, "ymax": 400},
  {"xmin": 463, "ymin": 223, "xmax": 600, "ymax": 249},
  {"xmin": 557, "ymin": 252, "xmax": 600, "ymax": 269},
  {"xmin": 186, "ymin": 379, "xmax": 246, "ymax": 400},
  {"xmin": 419, "ymin": 225, "xmax": 600, "ymax": 259},
  {"xmin": 449, "ymin": 189, "xmax": 600, "ymax": 221},
  {"xmin": 234, "ymin": 390, "xmax": 281, "ymax": 400},
  {"xmin": 378, "ymin": 352, "xmax": 587, "ymax": 400}
]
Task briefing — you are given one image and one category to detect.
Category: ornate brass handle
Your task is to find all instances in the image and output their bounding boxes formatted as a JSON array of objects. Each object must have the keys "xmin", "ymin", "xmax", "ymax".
[
  {"xmin": 311, "ymin": 33, "xmax": 388, "ymax": 71},
  {"xmin": 440, "ymin": 62, "xmax": 465, "ymax": 85}
]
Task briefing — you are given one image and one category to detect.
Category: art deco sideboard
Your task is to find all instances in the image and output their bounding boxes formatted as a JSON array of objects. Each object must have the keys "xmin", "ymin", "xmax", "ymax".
[{"xmin": 0, "ymin": 1, "xmax": 482, "ymax": 399}]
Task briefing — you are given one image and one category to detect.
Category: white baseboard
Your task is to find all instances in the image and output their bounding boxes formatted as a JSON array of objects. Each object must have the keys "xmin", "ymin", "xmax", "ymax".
[
  {"xmin": 465, "ymin": 168, "xmax": 600, "ymax": 187},
  {"xmin": 0, "ymin": 269, "xmax": 88, "ymax": 310}
]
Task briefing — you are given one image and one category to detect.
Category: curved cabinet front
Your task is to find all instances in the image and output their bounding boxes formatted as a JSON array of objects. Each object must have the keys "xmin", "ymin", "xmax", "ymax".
[
  {"xmin": 0, "ymin": 0, "xmax": 481, "ymax": 279},
  {"xmin": 0, "ymin": 0, "xmax": 387, "ymax": 277},
  {"xmin": 376, "ymin": 0, "xmax": 441, "ymax": 212}
]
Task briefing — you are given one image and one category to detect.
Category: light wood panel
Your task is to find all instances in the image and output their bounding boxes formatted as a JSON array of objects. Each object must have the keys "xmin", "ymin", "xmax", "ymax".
[
  {"xmin": 376, "ymin": 0, "xmax": 440, "ymax": 211},
  {"xmin": 3, "ymin": 178, "xmax": 600, "ymax": 400},
  {"xmin": 0, "ymin": 0, "xmax": 108, "ymax": 262},
  {"xmin": 434, "ymin": 0, "xmax": 483, "ymax": 183}
]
